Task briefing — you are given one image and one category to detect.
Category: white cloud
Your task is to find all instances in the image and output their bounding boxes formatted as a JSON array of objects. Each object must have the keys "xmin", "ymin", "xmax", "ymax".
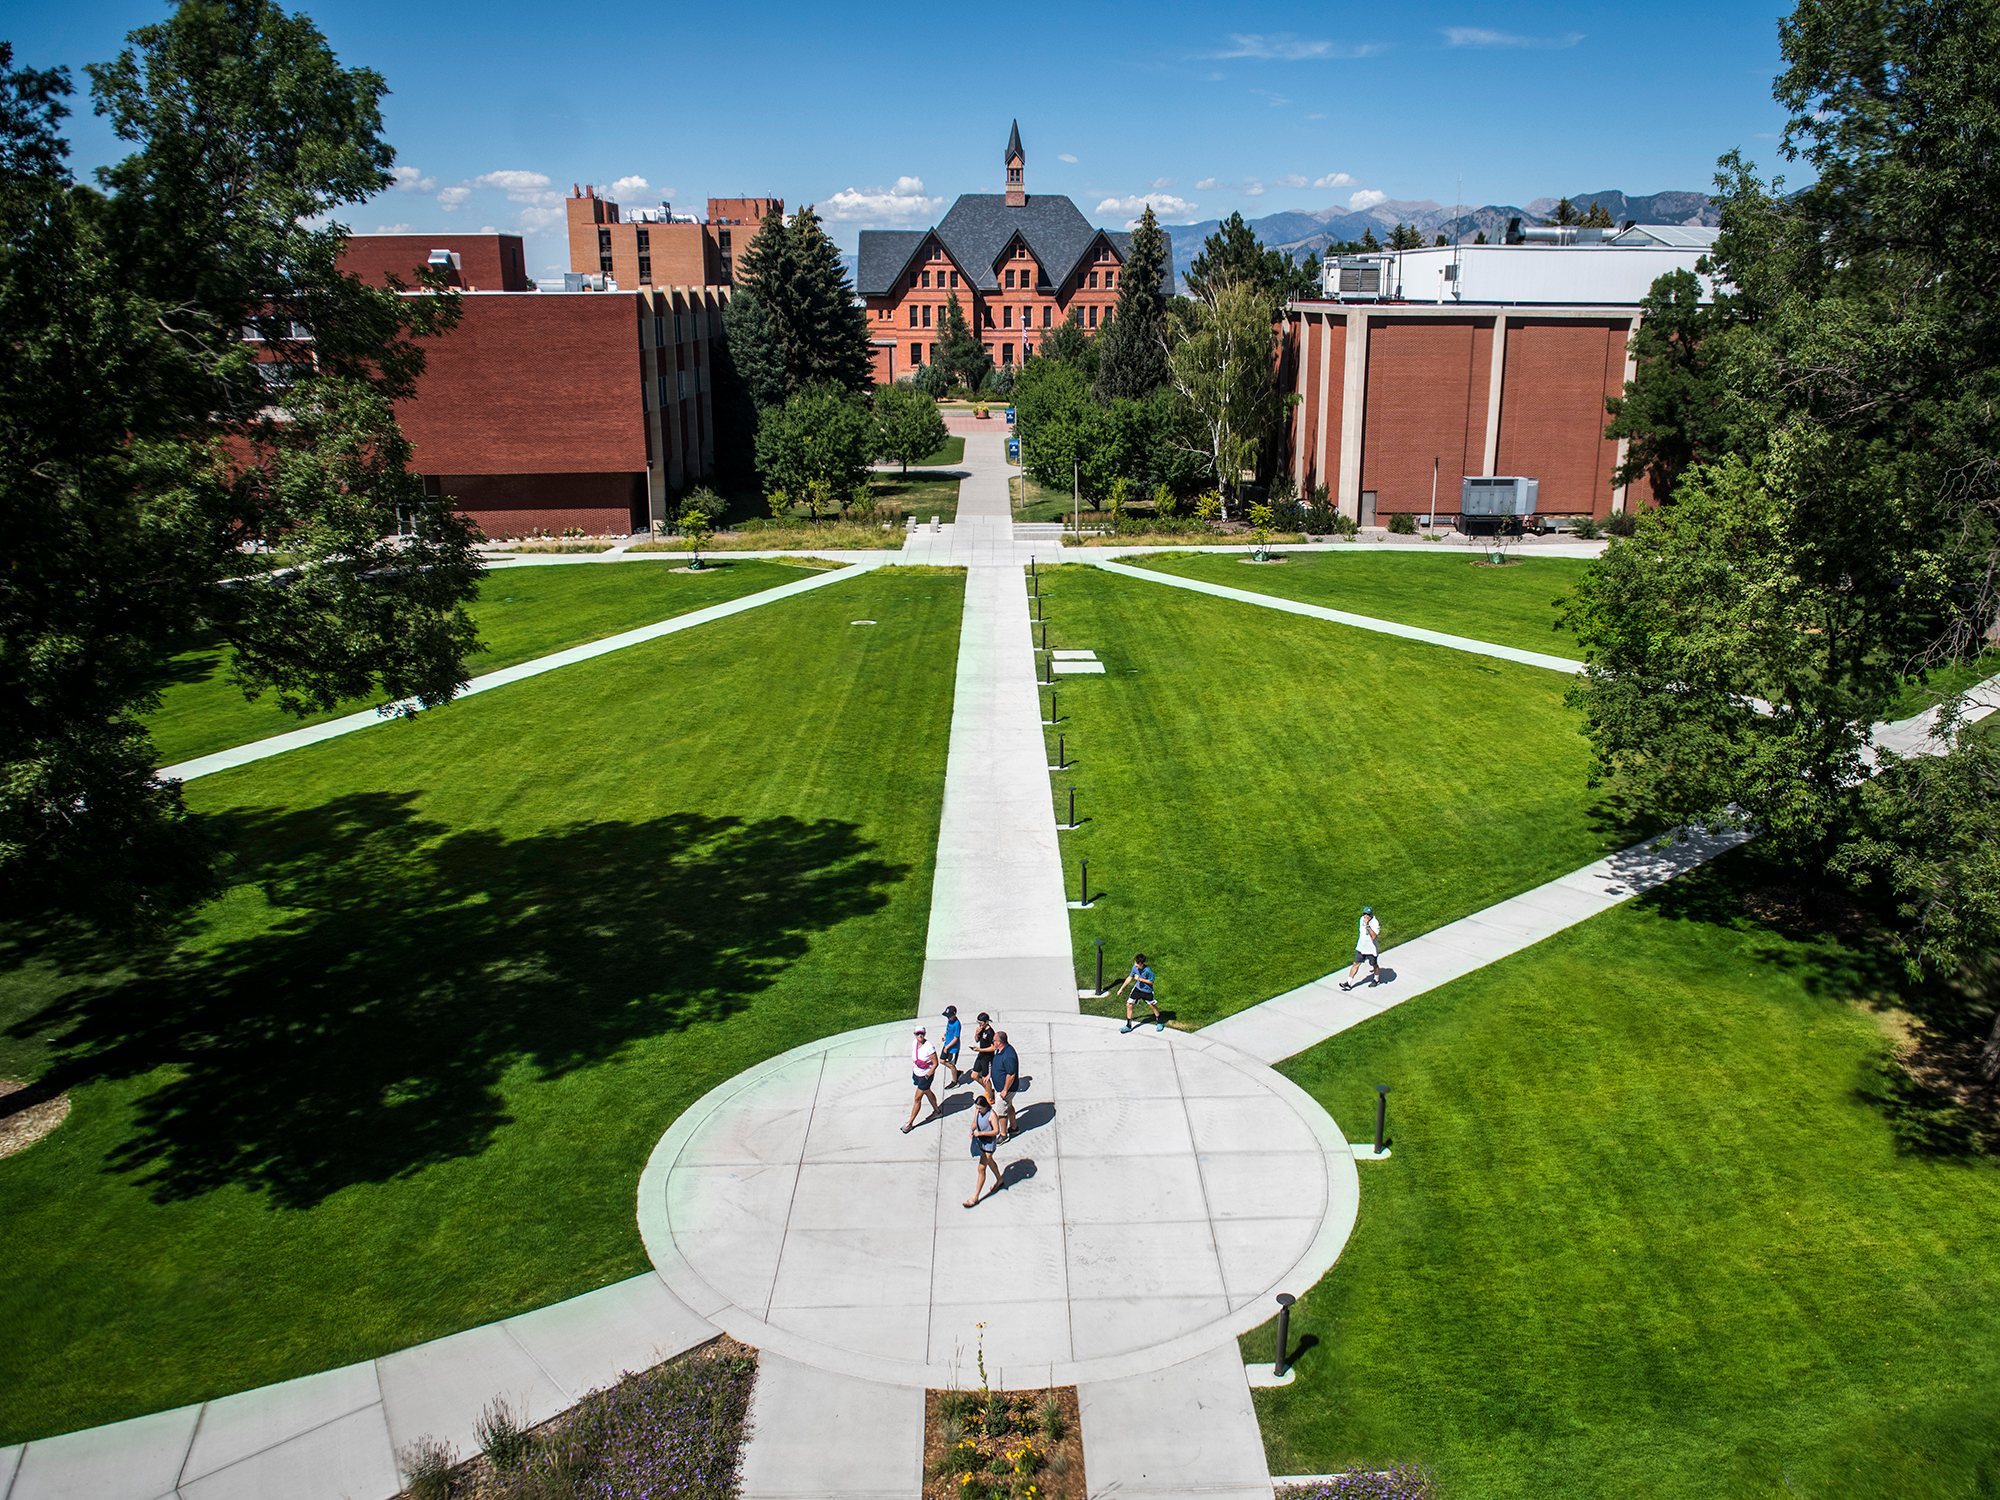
[
  {"xmin": 1243, "ymin": 180, "xmax": 1266, "ymax": 197},
  {"xmin": 1148, "ymin": 176, "xmax": 1178, "ymax": 192},
  {"xmin": 1211, "ymin": 32, "xmax": 1384, "ymax": 60},
  {"xmin": 1274, "ymin": 174, "xmax": 1307, "ymax": 189},
  {"xmin": 474, "ymin": 169, "xmax": 552, "ymax": 193},
  {"xmin": 1096, "ymin": 193, "xmax": 1199, "ymax": 221},
  {"xmin": 823, "ymin": 175, "xmax": 944, "ymax": 222},
  {"xmin": 391, "ymin": 166, "xmax": 435, "ymax": 193},
  {"xmin": 609, "ymin": 175, "xmax": 650, "ymax": 199},
  {"xmin": 515, "ymin": 204, "xmax": 567, "ymax": 233},
  {"xmin": 479, "ymin": 225, "xmax": 497, "ymax": 234},
  {"xmin": 1441, "ymin": 26, "xmax": 1583, "ymax": 48},
  {"xmin": 1058, "ymin": 153, "xmax": 1078, "ymax": 162},
  {"xmin": 1196, "ymin": 177, "xmax": 1222, "ymax": 191},
  {"xmin": 437, "ymin": 185, "xmax": 472, "ymax": 210},
  {"xmin": 1306, "ymin": 112, "xmax": 1327, "ymax": 120},
  {"xmin": 1348, "ymin": 189, "xmax": 1387, "ymax": 210},
  {"xmin": 374, "ymin": 222, "xmax": 413, "ymax": 234},
  {"xmin": 1314, "ymin": 172, "xmax": 1355, "ymax": 188}
]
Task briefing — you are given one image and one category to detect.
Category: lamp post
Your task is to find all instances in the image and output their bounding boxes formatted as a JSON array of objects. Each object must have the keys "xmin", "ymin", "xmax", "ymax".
[
  {"xmin": 1078, "ymin": 858, "xmax": 1090, "ymax": 906},
  {"xmin": 1374, "ymin": 1084, "xmax": 1391, "ymax": 1155},
  {"xmin": 1093, "ymin": 937, "xmax": 1105, "ymax": 995},
  {"xmin": 1066, "ymin": 785, "xmax": 1076, "ymax": 827},
  {"xmin": 1274, "ymin": 1293, "xmax": 1296, "ymax": 1378}
]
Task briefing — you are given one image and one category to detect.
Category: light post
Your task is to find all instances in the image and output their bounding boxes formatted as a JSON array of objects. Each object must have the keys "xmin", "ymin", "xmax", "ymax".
[{"xmin": 1374, "ymin": 1084, "xmax": 1391, "ymax": 1155}]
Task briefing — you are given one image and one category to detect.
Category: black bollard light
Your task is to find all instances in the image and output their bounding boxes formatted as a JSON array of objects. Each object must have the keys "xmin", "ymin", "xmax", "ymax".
[
  {"xmin": 1374, "ymin": 1084, "xmax": 1390, "ymax": 1154},
  {"xmin": 1041, "ymin": 619, "xmax": 1048, "ymax": 651},
  {"xmin": 1057, "ymin": 734, "xmax": 1065, "ymax": 769},
  {"xmin": 1094, "ymin": 938, "xmax": 1105, "ymax": 995},
  {"xmin": 1080, "ymin": 858, "xmax": 1090, "ymax": 905},
  {"xmin": 1274, "ymin": 1293, "xmax": 1296, "ymax": 1377},
  {"xmin": 1047, "ymin": 689, "xmax": 1057, "ymax": 725},
  {"xmin": 1067, "ymin": 785, "xmax": 1076, "ymax": 826}
]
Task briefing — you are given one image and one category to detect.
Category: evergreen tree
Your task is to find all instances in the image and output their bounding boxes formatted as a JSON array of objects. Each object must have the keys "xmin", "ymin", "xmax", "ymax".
[
  {"xmin": 1551, "ymin": 196, "xmax": 1580, "ymax": 225},
  {"xmin": 720, "ymin": 289, "xmax": 786, "ymax": 412},
  {"xmin": 732, "ymin": 203, "xmax": 872, "ymax": 397},
  {"xmin": 1602, "ymin": 268, "xmax": 1734, "ymax": 502},
  {"xmin": 937, "ymin": 292, "xmax": 991, "ymax": 393},
  {"xmin": 1094, "ymin": 204, "xmax": 1170, "ymax": 400},
  {"xmin": 1359, "ymin": 225, "xmax": 1379, "ymax": 250},
  {"xmin": 1473, "ymin": 230, "xmax": 1489, "ymax": 245},
  {"xmin": 1583, "ymin": 202, "xmax": 1617, "ymax": 229},
  {"xmin": 1185, "ymin": 211, "xmax": 1289, "ymax": 300}
]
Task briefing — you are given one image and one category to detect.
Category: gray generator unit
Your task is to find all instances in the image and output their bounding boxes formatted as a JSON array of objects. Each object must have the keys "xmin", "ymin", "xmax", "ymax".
[{"xmin": 1459, "ymin": 475, "xmax": 1539, "ymax": 516}]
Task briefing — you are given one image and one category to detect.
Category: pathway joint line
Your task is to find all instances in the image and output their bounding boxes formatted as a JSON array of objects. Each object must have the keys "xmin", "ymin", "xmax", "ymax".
[
  {"xmin": 158, "ymin": 558, "xmax": 886, "ymax": 783},
  {"xmin": 1089, "ymin": 556, "xmax": 1584, "ymax": 673}
]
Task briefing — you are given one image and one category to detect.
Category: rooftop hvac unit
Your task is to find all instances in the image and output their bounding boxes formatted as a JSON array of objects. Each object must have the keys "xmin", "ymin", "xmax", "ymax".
[
  {"xmin": 1324, "ymin": 254, "xmax": 1397, "ymax": 301},
  {"xmin": 427, "ymin": 249, "xmax": 461, "ymax": 271},
  {"xmin": 1459, "ymin": 476, "xmax": 1539, "ymax": 515}
]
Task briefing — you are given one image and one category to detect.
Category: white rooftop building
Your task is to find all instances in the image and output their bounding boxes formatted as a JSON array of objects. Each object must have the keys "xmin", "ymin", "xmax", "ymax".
[{"xmin": 1320, "ymin": 230, "xmax": 1720, "ymax": 308}]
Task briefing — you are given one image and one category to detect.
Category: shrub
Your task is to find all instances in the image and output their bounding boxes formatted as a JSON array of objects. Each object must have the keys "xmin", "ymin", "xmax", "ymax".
[
  {"xmin": 1036, "ymin": 1389, "xmax": 1067, "ymax": 1442},
  {"xmin": 678, "ymin": 486, "xmax": 727, "ymax": 525},
  {"xmin": 1570, "ymin": 515, "xmax": 1604, "ymax": 539},
  {"xmin": 913, "ymin": 361, "xmax": 951, "ymax": 398},
  {"xmin": 396, "ymin": 1436, "xmax": 457, "ymax": 1500},
  {"xmin": 476, "ymin": 1397, "xmax": 535, "ymax": 1473},
  {"xmin": 1388, "ymin": 511, "xmax": 1417, "ymax": 535},
  {"xmin": 1605, "ymin": 511, "xmax": 1638, "ymax": 537}
]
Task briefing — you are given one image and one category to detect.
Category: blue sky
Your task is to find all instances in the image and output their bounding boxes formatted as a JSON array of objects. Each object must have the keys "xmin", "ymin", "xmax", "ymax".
[{"xmin": 12, "ymin": 1, "xmax": 1796, "ymax": 274}]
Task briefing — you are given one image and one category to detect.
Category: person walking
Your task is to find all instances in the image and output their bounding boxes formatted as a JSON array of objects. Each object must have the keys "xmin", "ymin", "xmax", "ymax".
[
  {"xmin": 1340, "ymin": 906, "xmax": 1381, "ymax": 990},
  {"xmin": 940, "ymin": 1005, "xmax": 964, "ymax": 1087},
  {"xmin": 964, "ymin": 1095, "xmax": 1001, "ymax": 1207},
  {"xmin": 991, "ymin": 1030, "xmax": 1020, "ymax": 1141},
  {"xmin": 1116, "ymin": 953, "xmax": 1162, "ymax": 1032},
  {"xmin": 971, "ymin": 1012, "xmax": 997, "ymax": 1100},
  {"xmin": 904, "ymin": 1026, "xmax": 940, "ymax": 1133}
]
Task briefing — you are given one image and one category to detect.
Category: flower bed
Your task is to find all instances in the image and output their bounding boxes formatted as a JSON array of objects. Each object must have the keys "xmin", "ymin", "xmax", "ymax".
[
  {"xmin": 1274, "ymin": 1467, "xmax": 1437, "ymax": 1499},
  {"xmin": 397, "ymin": 1336, "xmax": 756, "ymax": 1499},
  {"xmin": 922, "ymin": 1386, "xmax": 1085, "ymax": 1500}
]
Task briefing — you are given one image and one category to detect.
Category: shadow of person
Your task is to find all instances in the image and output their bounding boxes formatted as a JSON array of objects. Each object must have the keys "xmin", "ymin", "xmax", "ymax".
[
  {"xmin": 1370, "ymin": 968, "xmax": 1397, "ymax": 988},
  {"xmin": 8, "ymin": 792, "xmax": 910, "ymax": 1209},
  {"xmin": 1010, "ymin": 1101, "xmax": 1055, "ymax": 1136},
  {"xmin": 998, "ymin": 1157, "xmax": 1037, "ymax": 1190}
]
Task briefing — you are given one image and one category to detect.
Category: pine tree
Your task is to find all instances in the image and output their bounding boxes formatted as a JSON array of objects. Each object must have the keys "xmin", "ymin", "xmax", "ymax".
[
  {"xmin": 733, "ymin": 203, "xmax": 872, "ymax": 397},
  {"xmin": 938, "ymin": 292, "xmax": 991, "ymax": 393},
  {"xmin": 1552, "ymin": 196, "xmax": 1580, "ymax": 225},
  {"xmin": 1359, "ymin": 225, "xmax": 1379, "ymax": 250},
  {"xmin": 1474, "ymin": 230, "xmax": 1489, "ymax": 245},
  {"xmin": 1185, "ymin": 211, "xmax": 1289, "ymax": 300},
  {"xmin": 1094, "ymin": 204, "xmax": 1170, "ymax": 400}
]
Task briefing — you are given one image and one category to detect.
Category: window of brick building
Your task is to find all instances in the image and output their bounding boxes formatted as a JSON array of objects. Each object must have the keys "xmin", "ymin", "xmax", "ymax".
[
  {"xmin": 600, "ymin": 255, "xmax": 613, "ymax": 277},
  {"xmin": 1089, "ymin": 305, "xmax": 1098, "ymax": 327},
  {"xmin": 598, "ymin": 229, "xmax": 611, "ymax": 253},
  {"xmin": 923, "ymin": 304, "xmax": 932, "ymax": 327},
  {"xmin": 1109, "ymin": 271, "xmax": 1117, "ymax": 286},
  {"xmin": 638, "ymin": 256, "xmax": 652, "ymax": 283},
  {"xmin": 654, "ymin": 316, "xmax": 665, "ymax": 346},
  {"xmin": 636, "ymin": 229, "xmax": 650, "ymax": 251},
  {"xmin": 678, "ymin": 371, "xmax": 687, "ymax": 400},
  {"xmin": 1005, "ymin": 269, "xmax": 1015, "ymax": 289},
  {"xmin": 674, "ymin": 314, "xmax": 683, "ymax": 343},
  {"xmin": 1003, "ymin": 306, "xmax": 1012, "ymax": 328},
  {"xmin": 911, "ymin": 342, "xmax": 921, "ymax": 365},
  {"xmin": 1088, "ymin": 272, "xmax": 1098, "ymax": 289},
  {"xmin": 1002, "ymin": 343, "xmax": 1013, "ymax": 365},
  {"xmin": 950, "ymin": 271, "xmax": 958, "ymax": 288},
  {"xmin": 1042, "ymin": 305, "xmax": 1051, "ymax": 328},
  {"xmin": 657, "ymin": 375, "xmax": 667, "ymax": 409},
  {"xmin": 922, "ymin": 269, "xmax": 931, "ymax": 288},
  {"xmin": 909, "ymin": 305, "xmax": 919, "ymax": 327}
]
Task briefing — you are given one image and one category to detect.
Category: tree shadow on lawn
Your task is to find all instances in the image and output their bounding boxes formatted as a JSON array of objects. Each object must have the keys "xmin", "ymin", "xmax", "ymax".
[{"xmin": 7, "ymin": 792, "xmax": 909, "ymax": 1209}]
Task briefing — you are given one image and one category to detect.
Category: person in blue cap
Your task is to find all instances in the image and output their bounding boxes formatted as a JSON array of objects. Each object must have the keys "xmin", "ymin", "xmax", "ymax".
[{"xmin": 1340, "ymin": 906, "xmax": 1381, "ymax": 990}]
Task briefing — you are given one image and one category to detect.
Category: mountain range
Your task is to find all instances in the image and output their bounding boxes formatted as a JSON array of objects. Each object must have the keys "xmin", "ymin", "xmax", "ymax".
[{"xmin": 1161, "ymin": 189, "xmax": 1719, "ymax": 273}]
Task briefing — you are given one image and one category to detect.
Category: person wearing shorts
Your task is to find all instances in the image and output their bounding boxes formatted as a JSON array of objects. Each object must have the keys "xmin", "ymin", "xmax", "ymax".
[
  {"xmin": 964, "ymin": 1097, "xmax": 1000, "ymax": 1207},
  {"xmin": 991, "ymin": 1032, "xmax": 1020, "ymax": 1141},
  {"xmin": 904, "ymin": 1027, "xmax": 940, "ymax": 1133},
  {"xmin": 1340, "ymin": 907, "xmax": 1381, "ymax": 990},
  {"xmin": 971, "ymin": 1013, "xmax": 997, "ymax": 1100},
  {"xmin": 940, "ymin": 1006, "xmax": 964, "ymax": 1087},
  {"xmin": 1117, "ymin": 954, "xmax": 1161, "ymax": 1032}
]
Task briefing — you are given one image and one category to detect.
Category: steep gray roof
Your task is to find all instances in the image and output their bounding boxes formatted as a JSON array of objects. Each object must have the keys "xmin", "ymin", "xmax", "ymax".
[
  {"xmin": 854, "ymin": 229, "xmax": 929, "ymax": 297},
  {"xmin": 855, "ymin": 197, "xmax": 1177, "ymax": 298},
  {"xmin": 1006, "ymin": 120, "xmax": 1024, "ymax": 164}
]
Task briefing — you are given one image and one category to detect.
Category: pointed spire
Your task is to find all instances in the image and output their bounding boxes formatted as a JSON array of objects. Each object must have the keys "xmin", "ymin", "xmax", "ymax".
[{"xmin": 1005, "ymin": 119, "xmax": 1024, "ymax": 165}]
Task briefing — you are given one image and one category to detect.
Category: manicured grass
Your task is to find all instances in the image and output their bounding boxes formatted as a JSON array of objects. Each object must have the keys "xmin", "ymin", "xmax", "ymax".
[
  {"xmin": 915, "ymin": 435, "xmax": 965, "ymax": 467},
  {"xmin": 1035, "ymin": 565, "xmax": 1636, "ymax": 1024},
  {"xmin": 1237, "ymin": 849, "xmax": 2000, "ymax": 1499},
  {"xmin": 871, "ymin": 473, "xmax": 964, "ymax": 522},
  {"xmin": 0, "ymin": 569, "xmax": 963, "ymax": 1442},
  {"xmin": 1123, "ymin": 550, "xmax": 1589, "ymax": 658},
  {"xmin": 144, "ymin": 559, "xmax": 815, "ymax": 766},
  {"xmin": 1884, "ymin": 646, "xmax": 2000, "ymax": 720}
]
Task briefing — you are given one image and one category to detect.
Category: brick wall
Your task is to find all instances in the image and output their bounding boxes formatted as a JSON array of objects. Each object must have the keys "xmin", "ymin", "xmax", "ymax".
[
  {"xmin": 1494, "ymin": 319, "xmax": 1630, "ymax": 517},
  {"xmin": 438, "ymin": 472, "xmax": 646, "ymax": 539},
  {"xmin": 340, "ymin": 234, "xmax": 531, "ymax": 291},
  {"xmin": 1360, "ymin": 317, "xmax": 1493, "ymax": 514}
]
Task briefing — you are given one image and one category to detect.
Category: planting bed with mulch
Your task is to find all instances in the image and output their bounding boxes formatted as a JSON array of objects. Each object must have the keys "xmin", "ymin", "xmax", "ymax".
[
  {"xmin": 922, "ymin": 1386, "xmax": 1084, "ymax": 1500},
  {"xmin": 398, "ymin": 1336, "xmax": 756, "ymax": 1499}
]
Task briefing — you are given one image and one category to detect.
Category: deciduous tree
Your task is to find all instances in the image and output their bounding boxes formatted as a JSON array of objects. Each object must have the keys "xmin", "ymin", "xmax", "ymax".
[
  {"xmin": 1602, "ymin": 267, "xmax": 1735, "ymax": 503},
  {"xmin": 874, "ymin": 382, "xmax": 948, "ymax": 473},
  {"xmin": 1167, "ymin": 281, "xmax": 1293, "ymax": 514}
]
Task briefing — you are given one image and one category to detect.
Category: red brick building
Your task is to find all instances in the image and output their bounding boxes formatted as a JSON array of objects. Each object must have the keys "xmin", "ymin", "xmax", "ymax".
[
  {"xmin": 338, "ymin": 233, "xmax": 724, "ymax": 537},
  {"xmin": 565, "ymin": 189, "xmax": 780, "ymax": 288},
  {"xmin": 856, "ymin": 122, "xmax": 1173, "ymax": 384}
]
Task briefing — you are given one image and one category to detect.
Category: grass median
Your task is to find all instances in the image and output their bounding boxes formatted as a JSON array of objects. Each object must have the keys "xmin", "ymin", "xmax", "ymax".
[
  {"xmin": 0, "ymin": 569, "xmax": 963, "ymax": 1443},
  {"xmin": 1239, "ymin": 847, "xmax": 2000, "ymax": 1500},
  {"xmin": 1032, "ymin": 563, "xmax": 1633, "ymax": 1023},
  {"xmin": 145, "ymin": 558, "xmax": 820, "ymax": 766}
]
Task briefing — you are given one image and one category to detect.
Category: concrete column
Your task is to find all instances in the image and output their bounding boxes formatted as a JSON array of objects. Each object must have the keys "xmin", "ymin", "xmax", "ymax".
[
  {"xmin": 1611, "ymin": 312, "xmax": 1642, "ymax": 514},
  {"xmin": 1291, "ymin": 317, "xmax": 1311, "ymax": 495},
  {"xmin": 1335, "ymin": 312, "xmax": 1368, "ymax": 521},
  {"xmin": 1313, "ymin": 315, "xmax": 1335, "ymax": 498},
  {"xmin": 1481, "ymin": 314, "xmax": 1508, "ymax": 475}
]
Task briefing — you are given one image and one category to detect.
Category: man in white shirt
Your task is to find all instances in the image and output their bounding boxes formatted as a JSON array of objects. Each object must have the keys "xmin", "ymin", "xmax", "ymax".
[
  {"xmin": 904, "ymin": 1027, "xmax": 941, "ymax": 1133},
  {"xmin": 1339, "ymin": 906, "xmax": 1381, "ymax": 990}
]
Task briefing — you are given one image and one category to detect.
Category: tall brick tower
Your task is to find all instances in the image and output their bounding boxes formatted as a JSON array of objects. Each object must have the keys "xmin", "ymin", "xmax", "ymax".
[{"xmin": 1005, "ymin": 120, "xmax": 1026, "ymax": 207}]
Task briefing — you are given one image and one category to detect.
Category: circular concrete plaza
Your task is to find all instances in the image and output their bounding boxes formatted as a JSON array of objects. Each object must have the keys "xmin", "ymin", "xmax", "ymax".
[{"xmin": 637, "ymin": 1014, "xmax": 1359, "ymax": 1389}]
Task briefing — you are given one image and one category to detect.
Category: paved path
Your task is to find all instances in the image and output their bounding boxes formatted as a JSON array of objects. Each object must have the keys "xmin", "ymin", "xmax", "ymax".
[
  {"xmin": 159, "ymin": 558, "xmax": 886, "ymax": 784},
  {"xmin": 1088, "ymin": 557, "xmax": 1583, "ymax": 674}
]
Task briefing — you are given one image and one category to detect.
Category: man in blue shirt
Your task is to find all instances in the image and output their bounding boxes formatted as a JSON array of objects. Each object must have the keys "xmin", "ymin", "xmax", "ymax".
[
  {"xmin": 940, "ymin": 1005, "xmax": 964, "ymax": 1086},
  {"xmin": 991, "ymin": 1031, "xmax": 1021, "ymax": 1140},
  {"xmin": 1116, "ymin": 953, "xmax": 1161, "ymax": 1033}
]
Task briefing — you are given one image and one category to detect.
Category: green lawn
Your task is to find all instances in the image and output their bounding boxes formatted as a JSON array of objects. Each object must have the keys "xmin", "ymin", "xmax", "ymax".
[
  {"xmin": 144, "ymin": 559, "xmax": 816, "ymax": 766},
  {"xmin": 1122, "ymin": 551, "xmax": 1589, "ymax": 659},
  {"xmin": 870, "ymin": 473, "xmax": 964, "ymax": 522},
  {"xmin": 1237, "ymin": 848, "xmax": 2000, "ymax": 1500},
  {"xmin": 916, "ymin": 435, "xmax": 965, "ymax": 467},
  {"xmin": 0, "ymin": 568, "xmax": 963, "ymax": 1443},
  {"xmin": 1885, "ymin": 646, "xmax": 2000, "ymax": 721},
  {"xmin": 1035, "ymin": 564, "xmax": 1637, "ymax": 1024}
]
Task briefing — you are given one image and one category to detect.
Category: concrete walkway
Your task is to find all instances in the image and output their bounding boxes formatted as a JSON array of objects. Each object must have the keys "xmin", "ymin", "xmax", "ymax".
[{"xmin": 159, "ymin": 557, "xmax": 886, "ymax": 784}]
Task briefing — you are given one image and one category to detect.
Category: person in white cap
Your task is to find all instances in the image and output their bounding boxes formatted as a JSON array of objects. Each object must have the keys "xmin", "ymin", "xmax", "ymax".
[
  {"xmin": 1340, "ymin": 906, "xmax": 1381, "ymax": 990},
  {"xmin": 904, "ymin": 1026, "xmax": 941, "ymax": 1133}
]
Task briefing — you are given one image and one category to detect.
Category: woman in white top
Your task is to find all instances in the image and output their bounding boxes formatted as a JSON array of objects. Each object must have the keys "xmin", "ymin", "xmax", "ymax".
[{"xmin": 904, "ymin": 1027, "xmax": 941, "ymax": 1133}]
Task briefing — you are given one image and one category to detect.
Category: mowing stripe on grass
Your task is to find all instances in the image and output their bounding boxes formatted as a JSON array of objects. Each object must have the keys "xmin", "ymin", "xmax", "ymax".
[
  {"xmin": 160, "ymin": 560, "xmax": 886, "ymax": 783},
  {"xmin": 1089, "ymin": 557, "xmax": 1584, "ymax": 674}
]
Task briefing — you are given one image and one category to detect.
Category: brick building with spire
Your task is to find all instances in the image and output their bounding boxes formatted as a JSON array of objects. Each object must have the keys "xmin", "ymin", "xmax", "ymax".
[{"xmin": 855, "ymin": 122, "xmax": 1174, "ymax": 384}]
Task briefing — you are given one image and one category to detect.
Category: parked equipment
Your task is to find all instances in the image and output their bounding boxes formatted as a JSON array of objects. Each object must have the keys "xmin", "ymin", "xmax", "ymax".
[{"xmin": 1458, "ymin": 475, "xmax": 1538, "ymax": 534}]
